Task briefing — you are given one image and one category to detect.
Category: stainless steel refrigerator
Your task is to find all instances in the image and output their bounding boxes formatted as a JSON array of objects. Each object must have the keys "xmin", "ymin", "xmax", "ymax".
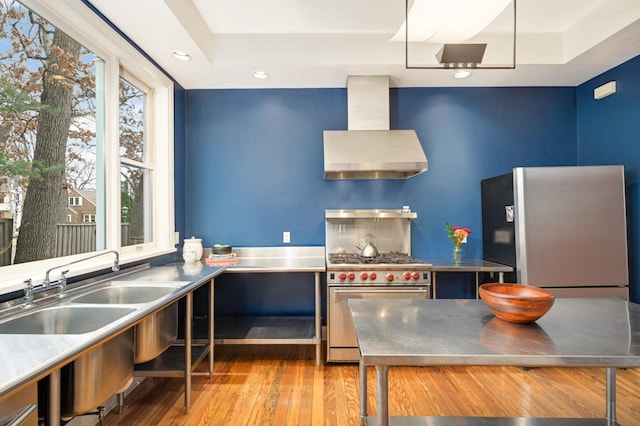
[{"xmin": 481, "ymin": 165, "xmax": 629, "ymax": 299}]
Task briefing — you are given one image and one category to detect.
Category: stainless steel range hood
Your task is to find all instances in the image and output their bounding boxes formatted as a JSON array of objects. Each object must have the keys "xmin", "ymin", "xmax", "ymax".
[{"xmin": 323, "ymin": 75, "xmax": 428, "ymax": 179}]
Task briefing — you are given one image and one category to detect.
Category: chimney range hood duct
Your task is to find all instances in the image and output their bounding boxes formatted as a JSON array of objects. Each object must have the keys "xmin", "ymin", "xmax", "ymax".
[{"xmin": 323, "ymin": 75, "xmax": 428, "ymax": 179}]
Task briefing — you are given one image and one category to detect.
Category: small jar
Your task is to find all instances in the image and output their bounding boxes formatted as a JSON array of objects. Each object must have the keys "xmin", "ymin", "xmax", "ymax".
[
  {"xmin": 183, "ymin": 250, "xmax": 197, "ymax": 263},
  {"xmin": 183, "ymin": 236, "xmax": 203, "ymax": 260}
]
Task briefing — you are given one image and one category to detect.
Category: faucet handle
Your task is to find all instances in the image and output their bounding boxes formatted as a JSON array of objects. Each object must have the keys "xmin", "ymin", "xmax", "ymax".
[
  {"xmin": 23, "ymin": 279, "xmax": 33, "ymax": 307},
  {"xmin": 59, "ymin": 270, "xmax": 69, "ymax": 294}
]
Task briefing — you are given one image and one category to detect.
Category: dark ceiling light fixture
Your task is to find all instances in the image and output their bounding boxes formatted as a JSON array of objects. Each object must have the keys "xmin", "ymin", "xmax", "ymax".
[
  {"xmin": 394, "ymin": 0, "xmax": 516, "ymax": 70},
  {"xmin": 436, "ymin": 43, "xmax": 487, "ymax": 68}
]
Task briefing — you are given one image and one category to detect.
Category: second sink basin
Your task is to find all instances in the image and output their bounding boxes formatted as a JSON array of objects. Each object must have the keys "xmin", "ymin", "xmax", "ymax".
[
  {"xmin": 69, "ymin": 281, "xmax": 187, "ymax": 364},
  {"xmin": 0, "ymin": 306, "xmax": 136, "ymax": 335},
  {"xmin": 71, "ymin": 285, "xmax": 180, "ymax": 305}
]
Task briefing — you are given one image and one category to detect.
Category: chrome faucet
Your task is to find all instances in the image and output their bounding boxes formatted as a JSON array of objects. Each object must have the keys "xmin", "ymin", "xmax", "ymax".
[
  {"xmin": 22, "ymin": 269, "xmax": 71, "ymax": 307},
  {"xmin": 21, "ymin": 251, "xmax": 120, "ymax": 308},
  {"xmin": 23, "ymin": 278, "xmax": 34, "ymax": 308},
  {"xmin": 42, "ymin": 250, "xmax": 120, "ymax": 287},
  {"xmin": 58, "ymin": 270, "xmax": 69, "ymax": 295}
]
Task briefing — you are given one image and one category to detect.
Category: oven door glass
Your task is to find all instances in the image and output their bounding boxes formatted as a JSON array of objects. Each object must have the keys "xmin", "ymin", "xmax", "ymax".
[{"xmin": 328, "ymin": 286, "xmax": 429, "ymax": 348}]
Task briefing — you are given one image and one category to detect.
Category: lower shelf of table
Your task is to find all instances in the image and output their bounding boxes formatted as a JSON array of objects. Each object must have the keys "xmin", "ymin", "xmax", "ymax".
[
  {"xmin": 364, "ymin": 416, "xmax": 619, "ymax": 425},
  {"xmin": 134, "ymin": 343, "xmax": 211, "ymax": 377},
  {"xmin": 194, "ymin": 315, "xmax": 319, "ymax": 345}
]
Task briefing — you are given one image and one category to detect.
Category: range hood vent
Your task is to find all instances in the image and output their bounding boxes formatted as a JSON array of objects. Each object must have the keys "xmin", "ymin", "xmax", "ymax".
[{"xmin": 323, "ymin": 75, "xmax": 428, "ymax": 180}]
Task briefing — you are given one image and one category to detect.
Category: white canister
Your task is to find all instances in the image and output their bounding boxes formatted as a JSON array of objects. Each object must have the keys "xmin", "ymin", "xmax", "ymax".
[
  {"xmin": 183, "ymin": 236, "xmax": 203, "ymax": 260},
  {"xmin": 183, "ymin": 250, "xmax": 197, "ymax": 263}
]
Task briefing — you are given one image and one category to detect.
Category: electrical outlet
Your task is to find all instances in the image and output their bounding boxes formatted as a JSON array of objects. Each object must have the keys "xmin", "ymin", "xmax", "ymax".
[
  {"xmin": 173, "ymin": 231, "xmax": 180, "ymax": 244},
  {"xmin": 283, "ymin": 231, "xmax": 290, "ymax": 243}
]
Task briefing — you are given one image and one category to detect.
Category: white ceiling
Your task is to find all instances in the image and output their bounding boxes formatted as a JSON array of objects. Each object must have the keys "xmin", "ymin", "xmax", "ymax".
[{"xmin": 88, "ymin": 0, "xmax": 640, "ymax": 89}]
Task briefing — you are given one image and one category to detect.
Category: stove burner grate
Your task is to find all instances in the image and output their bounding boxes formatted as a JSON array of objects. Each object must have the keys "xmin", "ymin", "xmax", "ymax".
[{"xmin": 328, "ymin": 252, "xmax": 424, "ymax": 265}]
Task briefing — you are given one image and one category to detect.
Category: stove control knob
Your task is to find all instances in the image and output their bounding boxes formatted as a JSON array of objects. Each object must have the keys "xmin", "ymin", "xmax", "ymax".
[
  {"xmin": 369, "ymin": 272, "xmax": 377, "ymax": 280},
  {"xmin": 403, "ymin": 272, "xmax": 411, "ymax": 280},
  {"xmin": 347, "ymin": 272, "xmax": 356, "ymax": 281},
  {"xmin": 360, "ymin": 272, "xmax": 368, "ymax": 280},
  {"xmin": 412, "ymin": 272, "xmax": 420, "ymax": 280},
  {"xmin": 386, "ymin": 273, "xmax": 394, "ymax": 282},
  {"xmin": 338, "ymin": 272, "xmax": 347, "ymax": 281}
]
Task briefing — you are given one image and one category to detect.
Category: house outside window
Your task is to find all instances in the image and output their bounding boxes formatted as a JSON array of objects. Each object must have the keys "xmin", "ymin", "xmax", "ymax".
[{"xmin": 83, "ymin": 214, "xmax": 96, "ymax": 223}]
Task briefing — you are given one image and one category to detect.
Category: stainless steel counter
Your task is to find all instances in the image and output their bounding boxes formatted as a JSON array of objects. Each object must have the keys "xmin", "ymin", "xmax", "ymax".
[
  {"xmin": 210, "ymin": 246, "xmax": 325, "ymax": 367},
  {"xmin": 223, "ymin": 246, "xmax": 326, "ymax": 272},
  {"xmin": 0, "ymin": 262, "xmax": 225, "ymax": 401},
  {"xmin": 425, "ymin": 259, "xmax": 514, "ymax": 299},
  {"xmin": 350, "ymin": 298, "xmax": 640, "ymax": 425}
]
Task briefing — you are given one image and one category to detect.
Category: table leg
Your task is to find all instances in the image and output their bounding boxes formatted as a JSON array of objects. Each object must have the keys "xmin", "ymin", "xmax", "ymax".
[
  {"xmin": 475, "ymin": 272, "xmax": 479, "ymax": 299},
  {"xmin": 359, "ymin": 359, "xmax": 367, "ymax": 424},
  {"xmin": 208, "ymin": 279, "xmax": 214, "ymax": 379},
  {"xmin": 184, "ymin": 291, "xmax": 192, "ymax": 410},
  {"xmin": 432, "ymin": 271, "xmax": 437, "ymax": 299},
  {"xmin": 315, "ymin": 272, "xmax": 321, "ymax": 369},
  {"xmin": 606, "ymin": 367, "xmax": 617, "ymax": 424},
  {"xmin": 376, "ymin": 365, "xmax": 389, "ymax": 426},
  {"xmin": 48, "ymin": 369, "xmax": 60, "ymax": 426}
]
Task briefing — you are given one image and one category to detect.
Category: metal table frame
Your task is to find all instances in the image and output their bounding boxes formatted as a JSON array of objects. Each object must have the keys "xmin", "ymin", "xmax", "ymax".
[
  {"xmin": 214, "ymin": 247, "xmax": 325, "ymax": 368},
  {"xmin": 351, "ymin": 298, "xmax": 640, "ymax": 426},
  {"xmin": 428, "ymin": 259, "xmax": 513, "ymax": 299}
]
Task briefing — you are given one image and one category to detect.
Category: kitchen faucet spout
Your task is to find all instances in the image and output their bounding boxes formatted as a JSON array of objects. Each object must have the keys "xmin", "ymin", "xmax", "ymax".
[{"xmin": 43, "ymin": 250, "xmax": 120, "ymax": 286}]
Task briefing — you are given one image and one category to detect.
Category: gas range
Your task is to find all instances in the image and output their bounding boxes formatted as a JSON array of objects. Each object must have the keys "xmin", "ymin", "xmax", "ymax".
[
  {"xmin": 325, "ymin": 208, "xmax": 431, "ymax": 362},
  {"xmin": 327, "ymin": 252, "xmax": 432, "ymax": 285}
]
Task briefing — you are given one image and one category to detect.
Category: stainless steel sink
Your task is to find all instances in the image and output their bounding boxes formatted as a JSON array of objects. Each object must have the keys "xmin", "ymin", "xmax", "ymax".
[
  {"xmin": 68, "ymin": 281, "xmax": 184, "ymax": 363},
  {"xmin": 61, "ymin": 329, "xmax": 134, "ymax": 417},
  {"xmin": 71, "ymin": 285, "xmax": 179, "ymax": 304},
  {"xmin": 0, "ymin": 306, "xmax": 136, "ymax": 335}
]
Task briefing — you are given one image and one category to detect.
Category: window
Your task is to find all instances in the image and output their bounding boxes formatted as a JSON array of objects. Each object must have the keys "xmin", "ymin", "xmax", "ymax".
[
  {"xmin": 0, "ymin": 0, "xmax": 175, "ymax": 295},
  {"xmin": 119, "ymin": 73, "xmax": 153, "ymax": 247}
]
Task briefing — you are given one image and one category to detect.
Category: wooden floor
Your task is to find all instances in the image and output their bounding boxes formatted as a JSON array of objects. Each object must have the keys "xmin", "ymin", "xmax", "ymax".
[{"xmin": 104, "ymin": 345, "xmax": 640, "ymax": 425}]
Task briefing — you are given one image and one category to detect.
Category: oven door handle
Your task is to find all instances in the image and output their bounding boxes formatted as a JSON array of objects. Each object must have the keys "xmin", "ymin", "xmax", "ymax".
[{"xmin": 332, "ymin": 288, "xmax": 428, "ymax": 303}]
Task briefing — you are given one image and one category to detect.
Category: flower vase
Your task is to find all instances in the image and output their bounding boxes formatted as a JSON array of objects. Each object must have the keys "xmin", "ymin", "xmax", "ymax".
[{"xmin": 452, "ymin": 245, "xmax": 463, "ymax": 264}]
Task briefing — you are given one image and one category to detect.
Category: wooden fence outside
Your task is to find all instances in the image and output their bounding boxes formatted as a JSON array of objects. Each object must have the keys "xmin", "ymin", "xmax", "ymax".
[
  {"xmin": 0, "ymin": 221, "xmax": 130, "ymax": 266},
  {"xmin": 0, "ymin": 219, "xmax": 12, "ymax": 267},
  {"xmin": 55, "ymin": 223, "xmax": 131, "ymax": 257}
]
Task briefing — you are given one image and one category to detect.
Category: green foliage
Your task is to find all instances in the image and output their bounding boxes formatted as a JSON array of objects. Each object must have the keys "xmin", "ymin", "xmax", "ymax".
[
  {"xmin": 0, "ymin": 78, "xmax": 39, "ymax": 113},
  {"xmin": 446, "ymin": 222, "xmax": 456, "ymax": 245},
  {"xmin": 0, "ymin": 77, "xmax": 58, "ymax": 114},
  {"xmin": 0, "ymin": 78, "xmax": 64, "ymax": 181},
  {"xmin": 0, "ymin": 152, "xmax": 64, "ymax": 182}
]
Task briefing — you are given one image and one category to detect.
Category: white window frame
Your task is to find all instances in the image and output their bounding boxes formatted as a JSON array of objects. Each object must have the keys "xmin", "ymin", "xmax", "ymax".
[
  {"xmin": 83, "ymin": 214, "xmax": 96, "ymax": 223},
  {"xmin": 0, "ymin": 0, "xmax": 176, "ymax": 295},
  {"xmin": 69, "ymin": 197, "xmax": 82, "ymax": 207}
]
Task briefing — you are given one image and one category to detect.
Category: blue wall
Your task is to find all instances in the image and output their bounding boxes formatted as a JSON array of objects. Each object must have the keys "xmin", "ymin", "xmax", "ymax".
[
  {"xmin": 577, "ymin": 54, "xmax": 640, "ymax": 302},
  {"xmin": 185, "ymin": 87, "xmax": 576, "ymax": 259},
  {"xmin": 184, "ymin": 85, "xmax": 577, "ymax": 303}
]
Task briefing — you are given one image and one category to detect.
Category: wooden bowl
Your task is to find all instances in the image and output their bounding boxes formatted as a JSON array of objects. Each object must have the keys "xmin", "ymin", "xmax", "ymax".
[{"xmin": 479, "ymin": 283, "xmax": 555, "ymax": 324}]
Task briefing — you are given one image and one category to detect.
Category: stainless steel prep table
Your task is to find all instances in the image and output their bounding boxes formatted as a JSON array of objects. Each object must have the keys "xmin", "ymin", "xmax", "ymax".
[
  {"xmin": 426, "ymin": 259, "xmax": 513, "ymax": 299},
  {"xmin": 0, "ymin": 262, "xmax": 225, "ymax": 420},
  {"xmin": 214, "ymin": 246, "xmax": 325, "ymax": 367},
  {"xmin": 350, "ymin": 298, "xmax": 640, "ymax": 426}
]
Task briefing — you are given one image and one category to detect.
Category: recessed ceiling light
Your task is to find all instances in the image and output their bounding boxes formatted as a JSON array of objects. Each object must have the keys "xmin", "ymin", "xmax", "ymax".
[
  {"xmin": 171, "ymin": 51, "xmax": 191, "ymax": 62},
  {"xmin": 454, "ymin": 70, "xmax": 471, "ymax": 79},
  {"xmin": 252, "ymin": 71, "xmax": 269, "ymax": 80}
]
